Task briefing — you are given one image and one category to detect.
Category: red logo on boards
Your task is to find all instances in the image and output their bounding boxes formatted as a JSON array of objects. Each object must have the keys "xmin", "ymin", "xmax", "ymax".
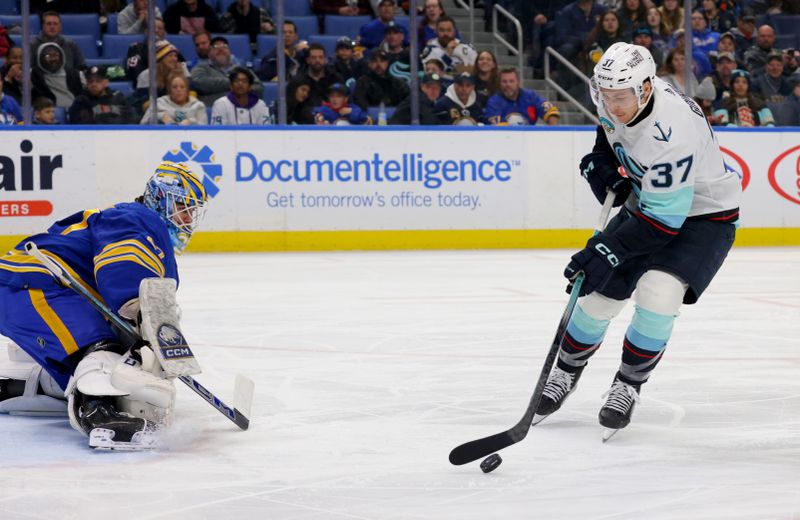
[
  {"xmin": 720, "ymin": 147, "xmax": 750, "ymax": 191},
  {"xmin": 768, "ymin": 144, "xmax": 800, "ymax": 205},
  {"xmin": 0, "ymin": 200, "xmax": 53, "ymax": 217}
]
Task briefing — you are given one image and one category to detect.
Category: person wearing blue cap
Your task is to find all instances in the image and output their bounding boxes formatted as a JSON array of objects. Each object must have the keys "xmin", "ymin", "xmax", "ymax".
[{"xmin": 313, "ymin": 83, "xmax": 370, "ymax": 124}]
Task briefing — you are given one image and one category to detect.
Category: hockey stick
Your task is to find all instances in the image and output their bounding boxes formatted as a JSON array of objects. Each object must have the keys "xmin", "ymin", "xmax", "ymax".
[
  {"xmin": 449, "ymin": 191, "xmax": 617, "ymax": 465},
  {"xmin": 24, "ymin": 241, "xmax": 253, "ymax": 431}
]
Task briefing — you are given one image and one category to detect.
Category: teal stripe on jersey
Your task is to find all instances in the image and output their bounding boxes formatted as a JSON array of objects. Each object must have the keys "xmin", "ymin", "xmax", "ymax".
[
  {"xmin": 625, "ymin": 305, "xmax": 676, "ymax": 352},
  {"xmin": 640, "ymin": 185, "xmax": 694, "ymax": 229},
  {"xmin": 566, "ymin": 303, "xmax": 611, "ymax": 345}
]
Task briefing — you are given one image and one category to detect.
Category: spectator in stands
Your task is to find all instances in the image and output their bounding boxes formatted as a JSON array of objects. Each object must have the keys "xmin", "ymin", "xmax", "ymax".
[
  {"xmin": 192, "ymin": 35, "xmax": 263, "ymax": 106},
  {"xmin": 312, "ymin": 0, "xmax": 373, "ymax": 16},
  {"xmin": 33, "ymin": 97, "xmax": 57, "ymax": 125},
  {"xmin": 31, "ymin": 42, "xmax": 83, "ymax": 109},
  {"xmin": 617, "ymin": 0, "xmax": 647, "ymax": 37},
  {"xmin": 353, "ymin": 49, "xmax": 409, "ymax": 109},
  {"xmin": 136, "ymin": 41, "xmax": 189, "ymax": 99},
  {"xmin": 0, "ymin": 74, "xmax": 22, "ymax": 125},
  {"xmin": 474, "ymin": 50, "xmax": 499, "ymax": 98},
  {"xmin": 553, "ymin": 0, "xmax": 606, "ymax": 65},
  {"xmin": 658, "ymin": 0, "xmax": 683, "ymax": 34},
  {"xmin": 752, "ymin": 52, "xmax": 793, "ymax": 104},
  {"xmin": 188, "ymin": 31, "xmax": 212, "ymax": 70},
  {"xmin": 485, "ymin": 68, "xmax": 560, "ymax": 125},
  {"xmin": 140, "ymin": 71, "xmax": 207, "ymax": 125},
  {"xmin": 434, "ymin": 71, "xmax": 485, "ymax": 125},
  {"xmin": 690, "ymin": 10, "xmax": 721, "ymax": 57},
  {"xmin": 645, "ymin": 6, "xmax": 671, "ymax": 61},
  {"xmin": 711, "ymin": 51, "xmax": 736, "ymax": 108},
  {"xmin": 633, "ymin": 28, "xmax": 664, "ymax": 70},
  {"xmin": 125, "ymin": 17, "xmax": 169, "ymax": 82},
  {"xmin": 0, "ymin": 22, "xmax": 11, "ymax": 58},
  {"xmin": 745, "ymin": 25, "xmax": 778, "ymax": 78},
  {"xmin": 389, "ymin": 72, "xmax": 443, "ymax": 125},
  {"xmin": 713, "ymin": 31, "xmax": 739, "ymax": 65},
  {"xmin": 729, "ymin": 10, "xmax": 756, "ymax": 61},
  {"xmin": 421, "ymin": 16, "xmax": 477, "ymax": 75},
  {"xmin": 69, "ymin": 65, "xmax": 135, "ymax": 124},
  {"xmin": 583, "ymin": 11, "xmax": 628, "ymax": 73},
  {"xmin": 774, "ymin": 76, "xmax": 800, "ymax": 126},
  {"xmin": 1, "ymin": 46, "xmax": 23, "ymax": 103},
  {"xmin": 359, "ymin": 0, "xmax": 409, "ymax": 49},
  {"xmin": 713, "ymin": 69, "xmax": 775, "ymax": 126},
  {"xmin": 163, "ymin": 0, "xmax": 221, "ymax": 35},
  {"xmin": 423, "ymin": 57, "xmax": 452, "ymax": 89},
  {"xmin": 659, "ymin": 48, "xmax": 700, "ymax": 95},
  {"xmin": 220, "ymin": 0, "xmax": 274, "ymax": 45},
  {"xmin": 784, "ymin": 48, "xmax": 799, "ymax": 78},
  {"xmin": 694, "ymin": 76, "xmax": 724, "ymax": 125},
  {"xmin": 287, "ymin": 76, "xmax": 316, "ymax": 124},
  {"xmin": 702, "ymin": 0, "xmax": 735, "ymax": 34},
  {"xmin": 257, "ymin": 20, "xmax": 308, "ymax": 81},
  {"xmin": 382, "ymin": 21, "xmax": 410, "ymax": 66},
  {"xmin": 529, "ymin": 0, "xmax": 568, "ymax": 71},
  {"xmin": 31, "ymin": 11, "xmax": 86, "ymax": 73},
  {"xmin": 313, "ymin": 83, "xmax": 370, "ymax": 125},
  {"xmin": 417, "ymin": 0, "xmax": 456, "ymax": 44},
  {"xmin": 211, "ymin": 67, "xmax": 271, "ymax": 125},
  {"xmin": 294, "ymin": 43, "xmax": 343, "ymax": 105},
  {"xmin": 672, "ymin": 29, "xmax": 712, "ymax": 79},
  {"xmin": 333, "ymin": 37, "xmax": 368, "ymax": 88},
  {"xmin": 118, "ymin": 0, "xmax": 162, "ymax": 35}
]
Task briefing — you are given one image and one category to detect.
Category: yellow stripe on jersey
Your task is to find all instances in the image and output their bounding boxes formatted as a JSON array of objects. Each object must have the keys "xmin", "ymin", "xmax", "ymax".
[
  {"xmin": 60, "ymin": 209, "xmax": 100, "ymax": 235},
  {"xmin": 0, "ymin": 248, "xmax": 104, "ymax": 303},
  {"xmin": 28, "ymin": 288, "xmax": 80, "ymax": 355},
  {"xmin": 93, "ymin": 239, "xmax": 165, "ymax": 278}
]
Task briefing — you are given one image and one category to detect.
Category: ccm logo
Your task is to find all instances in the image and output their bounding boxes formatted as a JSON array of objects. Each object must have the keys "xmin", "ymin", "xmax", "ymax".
[
  {"xmin": 594, "ymin": 243, "xmax": 621, "ymax": 267},
  {"xmin": 161, "ymin": 346, "xmax": 194, "ymax": 359}
]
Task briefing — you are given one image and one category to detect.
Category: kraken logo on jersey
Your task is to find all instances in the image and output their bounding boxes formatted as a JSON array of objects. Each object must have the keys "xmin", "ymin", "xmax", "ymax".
[
  {"xmin": 162, "ymin": 142, "xmax": 223, "ymax": 199},
  {"xmin": 600, "ymin": 116, "xmax": 616, "ymax": 134}
]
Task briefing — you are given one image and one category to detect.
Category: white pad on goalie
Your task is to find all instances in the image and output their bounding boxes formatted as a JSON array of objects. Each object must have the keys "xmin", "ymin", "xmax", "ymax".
[
  {"xmin": 66, "ymin": 348, "xmax": 176, "ymax": 434},
  {"xmin": 139, "ymin": 277, "xmax": 201, "ymax": 377},
  {"xmin": 0, "ymin": 342, "xmax": 68, "ymax": 416}
]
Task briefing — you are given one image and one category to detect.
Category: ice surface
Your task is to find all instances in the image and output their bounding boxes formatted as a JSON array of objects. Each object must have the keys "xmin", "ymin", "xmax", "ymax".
[{"xmin": 1, "ymin": 248, "xmax": 798, "ymax": 519}]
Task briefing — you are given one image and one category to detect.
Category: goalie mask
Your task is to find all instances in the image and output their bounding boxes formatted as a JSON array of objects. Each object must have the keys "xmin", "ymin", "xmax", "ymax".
[
  {"xmin": 590, "ymin": 43, "xmax": 656, "ymax": 123},
  {"xmin": 143, "ymin": 161, "xmax": 207, "ymax": 253}
]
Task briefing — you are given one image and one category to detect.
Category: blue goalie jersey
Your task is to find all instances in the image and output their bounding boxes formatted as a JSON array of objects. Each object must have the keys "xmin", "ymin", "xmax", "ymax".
[{"xmin": 0, "ymin": 202, "xmax": 178, "ymax": 314}]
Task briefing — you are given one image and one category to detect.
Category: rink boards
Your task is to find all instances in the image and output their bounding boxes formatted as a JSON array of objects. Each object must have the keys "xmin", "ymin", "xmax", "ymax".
[{"xmin": 0, "ymin": 126, "xmax": 798, "ymax": 251}]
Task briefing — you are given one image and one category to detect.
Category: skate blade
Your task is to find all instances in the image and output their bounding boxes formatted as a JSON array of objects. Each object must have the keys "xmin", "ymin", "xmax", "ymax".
[
  {"xmin": 89, "ymin": 428, "xmax": 158, "ymax": 451},
  {"xmin": 601, "ymin": 428, "xmax": 619, "ymax": 443}
]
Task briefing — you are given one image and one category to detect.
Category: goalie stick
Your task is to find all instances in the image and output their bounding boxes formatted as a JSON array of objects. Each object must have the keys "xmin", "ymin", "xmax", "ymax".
[
  {"xmin": 449, "ymin": 191, "xmax": 617, "ymax": 466},
  {"xmin": 24, "ymin": 241, "xmax": 253, "ymax": 431}
]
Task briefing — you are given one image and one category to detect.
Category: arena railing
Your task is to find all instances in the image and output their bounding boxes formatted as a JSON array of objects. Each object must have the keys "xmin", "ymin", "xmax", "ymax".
[{"xmin": 543, "ymin": 46, "xmax": 600, "ymax": 126}]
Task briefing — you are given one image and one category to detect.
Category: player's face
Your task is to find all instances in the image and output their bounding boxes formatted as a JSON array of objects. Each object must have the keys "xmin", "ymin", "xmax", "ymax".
[{"xmin": 599, "ymin": 87, "xmax": 640, "ymax": 123}]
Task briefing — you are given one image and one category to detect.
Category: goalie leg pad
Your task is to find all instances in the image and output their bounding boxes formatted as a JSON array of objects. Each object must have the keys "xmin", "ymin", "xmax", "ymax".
[
  {"xmin": 0, "ymin": 343, "xmax": 68, "ymax": 416},
  {"xmin": 112, "ymin": 346, "xmax": 176, "ymax": 426}
]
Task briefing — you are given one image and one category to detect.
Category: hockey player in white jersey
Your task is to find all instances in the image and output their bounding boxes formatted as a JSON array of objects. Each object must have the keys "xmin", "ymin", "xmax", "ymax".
[{"xmin": 533, "ymin": 43, "xmax": 741, "ymax": 438}]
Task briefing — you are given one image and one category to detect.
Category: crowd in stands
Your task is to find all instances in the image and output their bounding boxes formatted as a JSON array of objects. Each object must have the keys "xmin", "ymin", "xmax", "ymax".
[{"xmin": 0, "ymin": 0, "xmax": 798, "ymax": 126}]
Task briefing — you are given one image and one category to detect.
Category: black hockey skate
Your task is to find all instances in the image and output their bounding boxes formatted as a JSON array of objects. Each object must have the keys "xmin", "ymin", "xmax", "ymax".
[
  {"xmin": 76, "ymin": 398, "xmax": 156, "ymax": 451},
  {"xmin": 599, "ymin": 377, "xmax": 641, "ymax": 442},
  {"xmin": 532, "ymin": 365, "xmax": 585, "ymax": 426}
]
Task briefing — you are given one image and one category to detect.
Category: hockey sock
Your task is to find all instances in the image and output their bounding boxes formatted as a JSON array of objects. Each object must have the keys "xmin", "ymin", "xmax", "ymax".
[
  {"xmin": 557, "ymin": 302, "xmax": 612, "ymax": 372},
  {"xmin": 617, "ymin": 304, "xmax": 674, "ymax": 385}
]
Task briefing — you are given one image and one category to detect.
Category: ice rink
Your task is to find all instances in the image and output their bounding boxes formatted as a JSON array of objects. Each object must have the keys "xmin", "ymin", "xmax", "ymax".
[{"xmin": 1, "ymin": 247, "xmax": 799, "ymax": 520}]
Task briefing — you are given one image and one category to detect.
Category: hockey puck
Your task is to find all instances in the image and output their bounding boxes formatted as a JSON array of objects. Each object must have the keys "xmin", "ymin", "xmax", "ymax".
[{"xmin": 480, "ymin": 453, "xmax": 502, "ymax": 473}]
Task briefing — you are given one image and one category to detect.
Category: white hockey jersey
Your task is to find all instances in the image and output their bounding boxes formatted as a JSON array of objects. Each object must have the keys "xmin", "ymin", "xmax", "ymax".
[
  {"xmin": 421, "ymin": 38, "xmax": 478, "ymax": 74},
  {"xmin": 210, "ymin": 94, "xmax": 271, "ymax": 126},
  {"xmin": 598, "ymin": 76, "xmax": 741, "ymax": 231}
]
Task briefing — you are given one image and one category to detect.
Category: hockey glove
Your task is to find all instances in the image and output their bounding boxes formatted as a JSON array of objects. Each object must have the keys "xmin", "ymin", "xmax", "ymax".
[
  {"xmin": 564, "ymin": 235, "xmax": 627, "ymax": 297},
  {"xmin": 579, "ymin": 152, "xmax": 631, "ymax": 207}
]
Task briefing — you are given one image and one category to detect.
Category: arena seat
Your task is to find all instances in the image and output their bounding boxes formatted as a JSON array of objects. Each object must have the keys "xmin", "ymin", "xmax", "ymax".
[
  {"xmin": 60, "ymin": 14, "xmax": 101, "ymax": 41},
  {"xmin": 324, "ymin": 15, "xmax": 371, "ymax": 38}
]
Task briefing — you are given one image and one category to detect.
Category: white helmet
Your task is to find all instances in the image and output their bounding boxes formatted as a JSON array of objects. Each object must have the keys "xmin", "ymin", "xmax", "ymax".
[{"xmin": 590, "ymin": 43, "xmax": 656, "ymax": 110}]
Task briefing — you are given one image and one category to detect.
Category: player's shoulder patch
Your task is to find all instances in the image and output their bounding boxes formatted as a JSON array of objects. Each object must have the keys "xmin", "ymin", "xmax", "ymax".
[{"xmin": 600, "ymin": 116, "xmax": 616, "ymax": 134}]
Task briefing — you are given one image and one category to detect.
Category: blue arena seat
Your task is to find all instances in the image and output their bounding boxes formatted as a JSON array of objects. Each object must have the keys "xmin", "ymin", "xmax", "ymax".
[
  {"xmin": 106, "ymin": 13, "xmax": 118, "ymax": 35},
  {"xmin": 0, "ymin": 15, "xmax": 40, "ymax": 34},
  {"xmin": 262, "ymin": 81, "xmax": 278, "ymax": 104},
  {"xmin": 309, "ymin": 35, "xmax": 344, "ymax": 57},
  {"xmin": 109, "ymin": 81, "xmax": 134, "ymax": 98},
  {"xmin": 284, "ymin": 0, "xmax": 313, "ymax": 16},
  {"xmin": 212, "ymin": 33, "xmax": 252, "ymax": 60},
  {"xmin": 775, "ymin": 34, "xmax": 796, "ymax": 50},
  {"xmin": 0, "ymin": 0, "xmax": 18, "ymax": 15},
  {"xmin": 64, "ymin": 34, "xmax": 99, "ymax": 59},
  {"xmin": 217, "ymin": 0, "xmax": 268, "ymax": 12},
  {"xmin": 85, "ymin": 57, "xmax": 124, "ymax": 68},
  {"xmin": 772, "ymin": 15, "xmax": 800, "ymax": 38},
  {"xmin": 323, "ymin": 15, "xmax": 371, "ymax": 38},
  {"xmin": 60, "ymin": 14, "xmax": 101, "ymax": 41},
  {"xmin": 102, "ymin": 34, "xmax": 139, "ymax": 59},
  {"xmin": 54, "ymin": 106, "xmax": 67, "ymax": 124},
  {"xmin": 289, "ymin": 15, "xmax": 319, "ymax": 39},
  {"xmin": 256, "ymin": 34, "xmax": 277, "ymax": 58},
  {"xmin": 167, "ymin": 34, "xmax": 197, "ymax": 60}
]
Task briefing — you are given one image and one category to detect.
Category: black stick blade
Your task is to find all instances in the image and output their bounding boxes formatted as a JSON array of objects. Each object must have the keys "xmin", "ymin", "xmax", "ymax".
[{"xmin": 449, "ymin": 432, "xmax": 515, "ymax": 465}]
